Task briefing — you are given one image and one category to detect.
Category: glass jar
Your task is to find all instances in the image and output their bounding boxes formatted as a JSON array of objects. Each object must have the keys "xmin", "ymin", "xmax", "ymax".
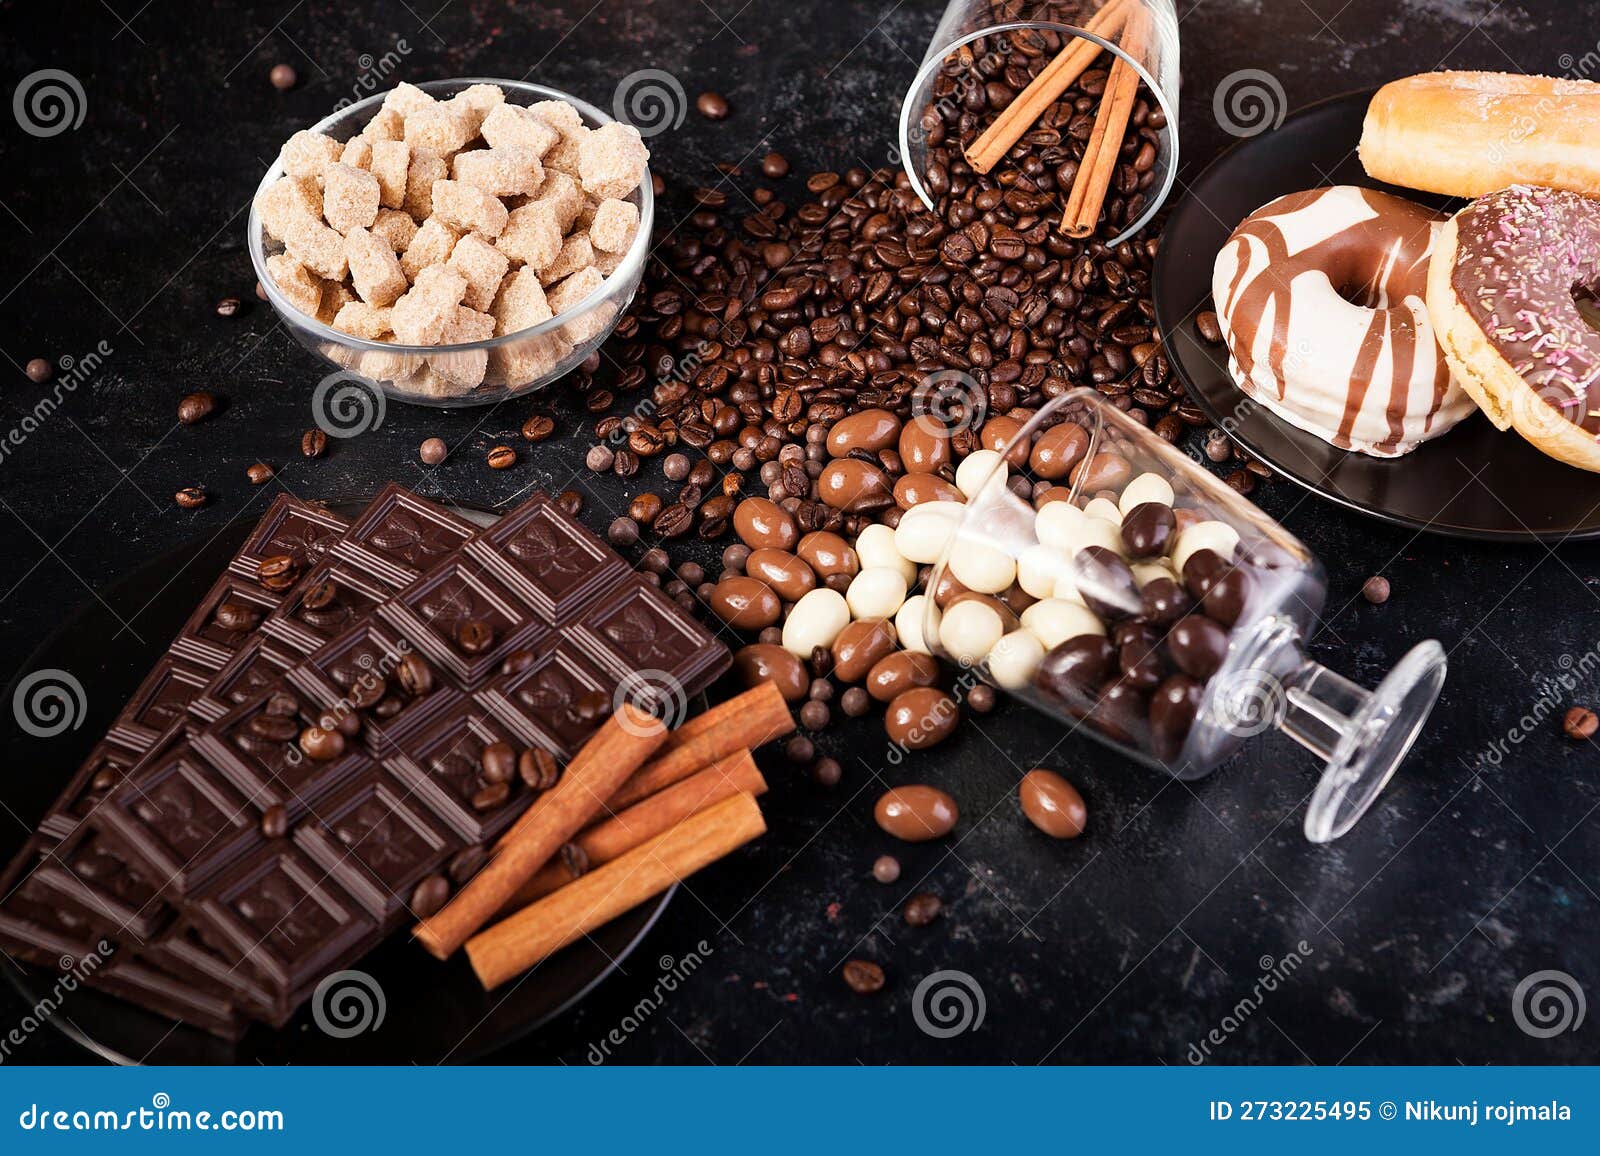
[
  {"xmin": 921, "ymin": 390, "xmax": 1446, "ymax": 842},
  {"xmin": 898, "ymin": 0, "xmax": 1179, "ymax": 246}
]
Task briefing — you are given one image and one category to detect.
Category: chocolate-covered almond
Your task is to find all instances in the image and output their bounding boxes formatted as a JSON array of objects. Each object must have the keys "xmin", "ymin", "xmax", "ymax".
[
  {"xmin": 1118, "ymin": 632, "xmax": 1167, "ymax": 690},
  {"xmin": 1140, "ymin": 577, "xmax": 1192, "ymax": 626},
  {"xmin": 1019, "ymin": 769, "xmax": 1087, "ymax": 838},
  {"xmin": 818, "ymin": 459, "xmax": 893, "ymax": 513},
  {"xmin": 898, "ymin": 414, "xmax": 953, "ymax": 473},
  {"xmin": 1202, "ymin": 565, "xmax": 1250, "ymax": 626},
  {"xmin": 893, "ymin": 472, "xmax": 965, "ymax": 509},
  {"xmin": 832, "ymin": 619, "xmax": 897, "ymax": 682},
  {"xmin": 708, "ymin": 576, "xmax": 781, "ymax": 630},
  {"xmin": 1150, "ymin": 674, "xmax": 1202, "ymax": 761},
  {"xmin": 1094, "ymin": 678, "xmax": 1148, "ymax": 744},
  {"xmin": 733, "ymin": 497, "xmax": 798, "ymax": 550},
  {"xmin": 1120, "ymin": 501, "xmax": 1175, "ymax": 558},
  {"xmin": 745, "ymin": 548, "xmax": 816, "ymax": 601},
  {"xmin": 866, "ymin": 651, "xmax": 941, "ymax": 702},
  {"xmin": 1181, "ymin": 548, "xmax": 1226, "ymax": 599},
  {"xmin": 1034, "ymin": 635, "xmax": 1116, "ymax": 699},
  {"xmin": 732, "ymin": 643, "xmax": 809, "ymax": 703},
  {"xmin": 1072, "ymin": 545, "xmax": 1142, "ymax": 621},
  {"xmin": 874, "ymin": 784, "xmax": 958, "ymax": 841},
  {"xmin": 1070, "ymin": 450, "xmax": 1133, "ymax": 492},
  {"xmin": 826, "ymin": 408, "xmax": 902, "ymax": 456},
  {"xmin": 1168, "ymin": 616, "xmax": 1229, "ymax": 679},
  {"xmin": 1029, "ymin": 421, "xmax": 1090, "ymax": 479},
  {"xmin": 797, "ymin": 531, "xmax": 859, "ymax": 580},
  {"xmin": 979, "ymin": 415, "xmax": 1029, "ymax": 466},
  {"xmin": 884, "ymin": 687, "xmax": 959, "ymax": 750}
]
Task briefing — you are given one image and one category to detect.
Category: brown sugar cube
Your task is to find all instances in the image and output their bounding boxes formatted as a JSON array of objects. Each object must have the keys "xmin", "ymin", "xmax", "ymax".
[
  {"xmin": 404, "ymin": 105, "xmax": 474, "ymax": 159},
  {"xmin": 578, "ymin": 122, "xmax": 649, "ymax": 200},
  {"xmin": 589, "ymin": 198, "xmax": 639, "ymax": 253},
  {"xmin": 447, "ymin": 84, "xmax": 506, "ymax": 135},
  {"xmin": 340, "ymin": 136, "xmax": 374, "ymax": 170},
  {"xmin": 332, "ymin": 301, "xmax": 394, "ymax": 340},
  {"xmin": 400, "ymin": 217, "xmax": 460, "ymax": 281},
  {"xmin": 283, "ymin": 213, "xmax": 349, "ymax": 280},
  {"xmin": 361, "ymin": 106, "xmax": 405, "ymax": 143},
  {"xmin": 254, "ymin": 175, "xmax": 322, "ymax": 242},
  {"xmin": 541, "ymin": 126, "xmax": 588, "ymax": 177},
  {"xmin": 495, "ymin": 201, "xmax": 562, "ymax": 270},
  {"xmin": 371, "ymin": 207, "xmax": 419, "ymax": 253},
  {"xmin": 281, "ymin": 130, "xmax": 342, "ymax": 181},
  {"xmin": 535, "ymin": 171, "xmax": 584, "ymax": 232},
  {"xmin": 429, "ymin": 305, "xmax": 496, "ymax": 387},
  {"xmin": 492, "ymin": 330, "xmax": 571, "ymax": 388},
  {"xmin": 528, "ymin": 100, "xmax": 584, "ymax": 136},
  {"xmin": 451, "ymin": 146, "xmax": 544, "ymax": 198},
  {"xmin": 446, "ymin": 232, "xmax": 512, "ymax": 312},
  {"xmin": 322, "ymin": 163, "xmax": 382, "ymax": 233},
  {"xmin": 430, "ymin": 179, "xmax": 509, "ymax": 238},
  {"xmin": 480, "ymin": 103, "xmax": 559, "ymax": 157},
  {"xmin": 391, "ymin": 265, "xmax": 468, "ymax": 345},
  {"xmin": 370, "ymin": 139, "xmax": 410, "ymax": 209},
  {"xmin": 489, "ymin": 267, "xmax": 553, "ymax": 335},
  {"xmin": 404, "ymin": 149, "xmax": 448, "ymax": 220},
  {"xmin": 317, "ymin": 280, "xmax": 358, "ymax": 325},
  {"xmin": 547, "ymin": 266, "xmax": 611, "ymax": 343},
  {"xmin": 358, "ymin": 347, "xmax": 426, "ymax": 384},
  {"xmin": 346, "ymin": 226, "xmax": 409, "ymax": 307},
  {"xmin": 594, "ymin": 248, "xmax": 626, "ymax": 276},
  {"xmin": 265, "ymin": 253, "xmax": 322, "ymax": 317},
  {"xmin": 383, "ymin": 82, "xmax": 436, "ymax": 117},
  {"xmin": 538, "ymin": 232, "xmax": 595, "ymax": 287}
]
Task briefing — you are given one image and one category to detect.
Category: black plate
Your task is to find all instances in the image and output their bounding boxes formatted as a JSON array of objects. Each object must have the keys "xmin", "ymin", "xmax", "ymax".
[
  {"xmin": 1154, "ymin": 88, "xmax": 1600, "ymax": 542},
  {"xmin": 0, "ymin": 498, "xmax": 673, "ymax": 1065}
]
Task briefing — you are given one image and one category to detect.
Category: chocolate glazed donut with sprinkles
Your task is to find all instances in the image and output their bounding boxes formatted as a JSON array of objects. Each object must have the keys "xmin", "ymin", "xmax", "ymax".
[{"xmin": 1427, "ymin": 183, "xmax": 1600, "ymax": 473}]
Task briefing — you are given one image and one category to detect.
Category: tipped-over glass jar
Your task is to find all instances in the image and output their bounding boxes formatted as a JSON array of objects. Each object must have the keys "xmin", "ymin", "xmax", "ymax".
[{"xmin": 919, "ymin": 390, "xmax": 1445, "ymax": 842}]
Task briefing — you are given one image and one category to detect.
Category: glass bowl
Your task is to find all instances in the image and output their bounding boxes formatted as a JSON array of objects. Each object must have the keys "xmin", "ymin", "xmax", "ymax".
[
  {"xmin": 247, "ymin": 78, "xmax": 653, "ymax": 408},
  {"xmin": 919, "ymin": 389, "xmax": 1446, "ymax": 843}
]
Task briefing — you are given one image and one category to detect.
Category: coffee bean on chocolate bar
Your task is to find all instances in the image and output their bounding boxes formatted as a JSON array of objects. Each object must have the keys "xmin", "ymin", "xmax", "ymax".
[
  {"xmin": 903, "ymin": 893, "xmax": 942, "ymax": 927},
  {"xmin": 246, "ymin": 461, "xmax": 274, "ymax": 485},
  {"xmin": 214, "ymin": 600, "xmax": 260, "ymax": 631},
  {"xmin": 480, "ymin": 741, "xmax": 516, "ymax": 785},
  {"xmin": 298, "ymin": 725, "xmax": 346, "ymax": 761},
  {"xmin": 1121, "ymin": 502, "xmax": 1176, "ymax": 558},
  {"xmin": 175, "ymin": 486, "xmax": 207, "ymax": 509},
  {"xmin": 520, "ymin": 415, "xmax": 556, "ymax": 442},
  {"xmin": 574, "ymin": 689, "xmax": 610, "ymax": 724},
  {"xmin": 256, "ymin": 553, "xmax": 299, "ymax": 591},
  {"xmin": 457, "ymin": 620, "xmax": 495, "ymax": 654},
  {"xmin": 1167, "ymin": 617, "xmax": 1229, "ymax": 681},
  {"xmin": 1195, "ymin": 311, "xmax": 1223, "ymax": 344},
  {"xmin": 696, "ymin": 91, "xmax": 730, "ymax": 119},
  {"xmin": 348, "ymin": 675, "xmax": 386, "ymax": 710},
  {"xmin": 177, "ymin": 391, "xmax": 216, "ymax": 424},
  {"xmin": 301, "ymin": 428, "xmax": 327, "ymax": 459},
  {"xmin": 419, "ymin": 437, "xmax": 447, "ymax": 465},
  {"xmin": 1563, "ymin": 707, "xmax": 1598, "ymax": 740},
  {"xmin": 411, "ymin": 874, "xmax": 449, "ymax": 919},
  {"xmin": 25, "ymin": 357, "xmax": 52, "ymax": 383},
  {"xmin": 264, "ymin": 690, "xmax": 298, "ymax": 717},
  {"xmin": 812, "ymin": 757, "xmax": 841, "ymax": 787},
  {"xmin": 519, "ymin": 747, "xmax": 561, "ymax": 790},
  {"xmin": 301, "ymin": 577, "xmax": 338, "ymax": 611},
  {"xmin": 396, "ymin": 653, "xmax": 434, "ymax": 697},
  {"xmin": 249, "ymin": 713, "xmax": 300, "ymax": 742},
  {"xmin": 471, "ymin": 782, "xmax": 510, "ymax": 811},
  {"xmin": 1150, "ymin": 675, "xmax": 1203, "ymax": 761},
  {"xmin": 449, "ymin": 845, "xmax": 489, "ymax": 883},
  {"xmin": 487, "ymin": 445, "xmax": 517, "ymax": 470},
  {"xmin": 260, "ymin": 804, "xmax": 288, "ymax": 839},
  {"xmin": 372, "ymin": 696, "xmax": 404, "ymax": 719}
]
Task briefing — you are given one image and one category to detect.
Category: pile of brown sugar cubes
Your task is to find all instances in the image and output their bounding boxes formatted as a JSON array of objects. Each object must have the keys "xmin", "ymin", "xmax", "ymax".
[{"xmin": 254, "ymin": 82, "xmax": 649, "ymax": 398}]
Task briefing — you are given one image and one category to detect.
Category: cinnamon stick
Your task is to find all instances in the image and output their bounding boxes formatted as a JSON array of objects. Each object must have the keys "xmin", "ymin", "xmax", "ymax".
[
  {"xmin": 413, "ymin": 701, "xmax": 668, "ymax": 960},
  {"xmin": 964, "ymin": 0, "xmax": 1130, "ymax": 175},
  {"xmin": 1061, "ymin": 5, "xmax": 1150, "ymax": 237},
  {"xmin": 501, "ymin": 749, "xmax": 766, "ymax": 909},
  {"xmin": 467, "ymin": 792, "xmax": 767, "ymax": 990}
]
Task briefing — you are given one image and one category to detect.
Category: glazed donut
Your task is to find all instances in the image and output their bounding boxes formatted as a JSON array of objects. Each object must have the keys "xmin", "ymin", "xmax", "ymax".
[
  {"xmin": 1211, "ymin": 185, "xmax": 1475, "ymax": 458},
  {"xmin": 1426, "ymin": 184, "xmax": 1600, "ymax": 473},
  {"xmin": 1361, "ymin": 72, "xmax": 1600, "ymax": 200}
]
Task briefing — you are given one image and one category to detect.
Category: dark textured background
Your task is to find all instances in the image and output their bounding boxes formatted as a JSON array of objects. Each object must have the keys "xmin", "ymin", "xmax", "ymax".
[{"xmin": 1, "ymin": 0, "xmax": 1596, "ymax": 1064}]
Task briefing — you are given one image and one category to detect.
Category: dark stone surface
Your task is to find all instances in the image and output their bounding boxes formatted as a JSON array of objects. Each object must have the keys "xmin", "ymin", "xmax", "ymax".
[{"xmin": 1, "ymin": 0, "xmax": 1596, "ymax": 1064}]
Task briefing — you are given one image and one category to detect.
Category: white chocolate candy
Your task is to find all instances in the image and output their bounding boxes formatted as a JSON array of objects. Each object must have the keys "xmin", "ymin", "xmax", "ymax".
[
  {"xmin": 1034, "ymin": 500, "xmax": 1087, "ymax": 553},
  {"xmin": 948, "ymin": 540, "xmax": 1016, "ymax": 594},
  {"xmin": 1119, "ymin": 472, "xmax": 1175, "ymax": 514},
  {"xmin": 955, "ymin": 448, "xmax": 1006, "ymax": 499},
  {"xmin": 781, "ymin": 588, "xmax": 851, "ymax": 657},
  {"xmin": 896, "ymin": 594, "xmax": 931, "ymax": 655},
  {"xmin": 894, "ymin": 500, "xmax": 964, "ymax": 564},
  {"xmin": 855, "ymin": 523, "xmax": 917, "ymax": 585},
  {"xmin": 1050, "ymin": 568, "xmax": 1087, "ymax": 606},
  {"xmin": 938, "ymin": 598, "xmax": 1004, "ymax": 665},
  {"xmin": 846, "ymin": 567, "xmax": 909, "ymax": 620},
  {"xmin": 1017, "ymin": 543, "xmax": 1070, "ymax": 600},
  {"xmin": 1021, "ymin": 598, "xmax": 1106, "ymax": 648},
  {"xmin": 1083, "ymin": 497, "xmax": 1123, "ymax": 525},
  {"xmin": 1053, "ymin": 515, "xmax": 1125, "ymax": 558},
  {"xmin": 1171, "ymin": 519, "xmax": 1241, "ymax": 577},
  {"xmin": 1130, "ymin": 560, "xmax": 1179, "ymax": 588},
  {"xmin": 987, "ymin": 629, "xmax": 1044, "ymax": 689}
]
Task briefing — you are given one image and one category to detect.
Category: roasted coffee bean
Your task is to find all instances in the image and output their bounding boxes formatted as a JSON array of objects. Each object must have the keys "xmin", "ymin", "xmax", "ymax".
[
  {"xmin": 1563, "ymin": 706, "xmax": 1598, "ymax": 740},
  {"xmin": 301, "ymin": 428, "xmax": 327, "ymax": 458},
  {"xmin": 264, "ymin": 690, "xmax": 299, "ymax": 718},
  {"xmin": 556, "ymin": 489, "xmax": 583, "ymax": 516},
  {"xmin": 519, "ymin": 747, "xmax": 562, "ymax": 790},
  {"xmin": 174, "ymin": 486, "xmax": 207, "ymax": 509},
  {"xmin": 480, "ymin": 741, "xmax": 516, "ymax": 785},
  {"xmin": 260, "ymin": 804, "xmax": 288, "ymax": 839},
  {"xmin": 559, "ymin": 842, "xmax": 590, "ymax": 878},
  {"xmin": 842, "ymin": 959, "xmax": 885, "ymax": 994},
  {"xmin": 487, "ymin": 445, "xmax": 517, "ymax": 470},
  {"xmin": 214, "ymin": 601, "xmax": 260, "ymax": 631},
  {"xmin": 696, "ymin": 90, "xmax": 730, "ymax": 119},
  {"xmin": 256, "ymin": 554, "xmax": 299, "ymax": 590},
  {"xmin": 472, "ymin": 782, "xmax": 511, "ymax": 811},
  {"xmin": 457, "ymin": 620, "xmax": 495, "ymax": 654},
  {"xmin": 903, "ymin": 893, "xmax": 943, "ymax": 926},
  {"xmin": 411, "ymin": 874, "xmax": 450, "ymax": 918},
  {"xmin": 177, "ymin": 391, "xmax": 216, "ymax": 424},
  {"xmin": 246, "ymin": 461, "xmax": 274, "ymax": 485},
  {"xmin": 521, "ymin": 414, "xmax": 556, "ymax": 441},
  {"xmin": 249, "ymin": 713, "xmax": 300, "ymax": 742},
  {"xmin": 1195, "ymin": 311, "xmax": 1224, "ymax": 343},
  {"xmin": 300, "ymin": 578, "xmax": 337, "ymax": 611},
  {"xmin": 298, "ymin": 725, "xmax": 346, "ymax": 761},
  {"xmin": 216, "ymin": 296, "xmax": 242, "ymax": 317},
  {"xmin": 654, "ymin": 502, "xmax": 695, "ymax": 538}
]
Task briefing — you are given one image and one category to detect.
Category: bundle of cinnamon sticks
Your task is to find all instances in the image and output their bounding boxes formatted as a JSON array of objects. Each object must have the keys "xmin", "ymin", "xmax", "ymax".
[{"xmin": 414, "ymin": 681, "xmax": 794, "ymax": 990}]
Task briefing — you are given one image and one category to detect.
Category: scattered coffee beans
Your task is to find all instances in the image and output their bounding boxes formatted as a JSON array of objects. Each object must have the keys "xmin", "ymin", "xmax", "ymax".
[
  {"xmin": 903, "ymin": 892, "xmax": 942, "ymax": 927},
  {"xmin": 487, "ymin": 445, "xmax": 517, "ymax": 470},
  {"xmin": 246, "ymin": 462, "xmax": 274, "ymax": 485},
  {"xmin": 215, "ymin": 296, "xmax": 242, "ymax": 317},
  {"xmin": 696, "ymin": 91, "xmax": 730, "ymax": 120},
  {"xmin": 301, "ymin": 429, "xmax": 327, "ymax": 459},
  {"xmin": 1563, "ymin": 706, "xmax": 1598, "ymax": 740},
  {"xmin": 521, "ymin": 415, "xmax": 556, "ymax": 441},
  {"xmin": 177, "ymin": 391, "xmax": 216, "ymax": 424},
  {"xmin": 174, "ymin": 486, "xmax": 207, "ymax": 509},
  {"xmin": 842, "ymin": 959, "xmax": 885, "ymax": 994}
]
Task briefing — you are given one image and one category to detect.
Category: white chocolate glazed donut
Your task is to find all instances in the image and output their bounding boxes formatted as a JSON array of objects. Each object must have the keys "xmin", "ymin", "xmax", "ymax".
[{"xmin": 1211, "ymin": 185, "xmax": 1476, "ymax": 458}]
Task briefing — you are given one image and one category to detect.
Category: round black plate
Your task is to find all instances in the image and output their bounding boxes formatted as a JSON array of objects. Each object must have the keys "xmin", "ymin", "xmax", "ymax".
[
  {"xmin": 1154, "ymin": 88, "xmax": 1600, "ymax": 542},
  {"xmin": 0, "ymin": 498, "xmax": 673, "ymax": 1065}
]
